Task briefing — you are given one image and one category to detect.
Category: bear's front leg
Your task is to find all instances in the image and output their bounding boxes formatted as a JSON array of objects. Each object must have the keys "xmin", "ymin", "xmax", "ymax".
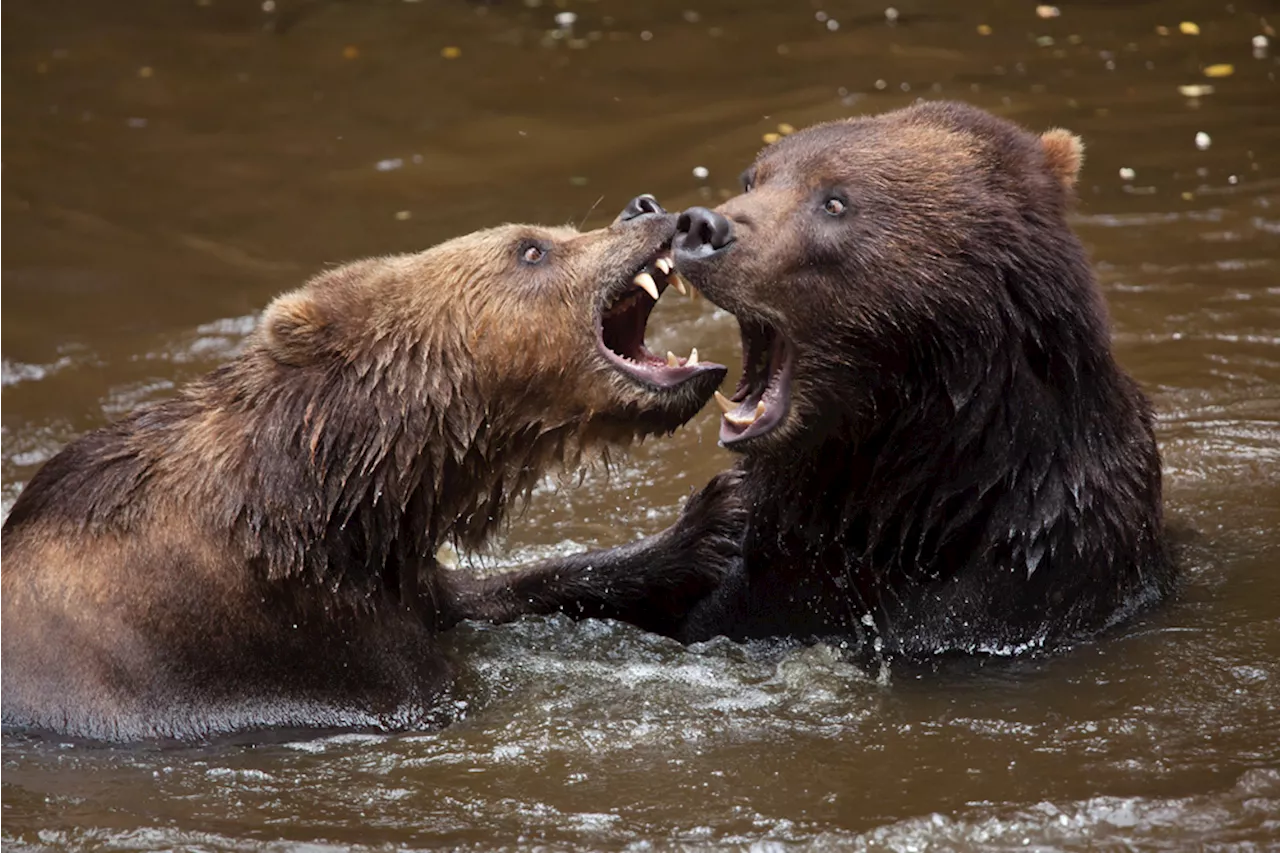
[{"xmin": 440, "ymin": 470, "xmax": 745, "ymax": 638}]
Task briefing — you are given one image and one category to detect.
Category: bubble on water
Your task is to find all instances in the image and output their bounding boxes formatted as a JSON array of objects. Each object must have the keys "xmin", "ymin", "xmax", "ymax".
[
  {"xmin": 1119, "ymin": 167, "xmax": 1136, "ymax": 180},
  {"xmin": 554, "ymin": 11, "xmax": 576, "ymax": 28},
  {"xmin": 640, "ymin": 30, "xmax": 653, "ymax": 41},
  {"xmin": 1178, "ymin": 84, "xmax": 1215, "ymax": 98},
  {"xmin": 1195, "ymin": 131, "xmax": 1212, "ymax": 150},
  {"xmin": 826, "ymin": 18, "xmax": 839, "ymax": 31},
  {"xmin": 375, "ymin": 158, "xmax": 404, "ymax": 172},
  {"xmin": 815, "ymin": 11, "xmax": 828, "ymax": 22},
  {"xmin": 1035, "ymin": 5, "xmax": 1060, "ymax": 19},
  {"xmin": 692, "ymin": 165, "xmax": 709, "ymax": 180},
  {"xmin": 884, "ymin": 7, "xmax": 899, "ymax": 23}
]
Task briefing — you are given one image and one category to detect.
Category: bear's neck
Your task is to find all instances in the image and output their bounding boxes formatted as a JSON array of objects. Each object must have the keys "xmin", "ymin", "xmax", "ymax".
[
  {"xmin": 743, "ymin": 326, "xmax": 1158, "ymax": 590},
  {"xmin": 174, "ymin": 350, "xmax": 578, "ymax": 602}
]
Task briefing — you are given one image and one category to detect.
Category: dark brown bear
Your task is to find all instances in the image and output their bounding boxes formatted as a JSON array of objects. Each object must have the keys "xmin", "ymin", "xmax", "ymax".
[
  {"xmin": 1, "ymin": 196, "xmax": 740, "ymax": 741},
  {"xmin": 667, "ymin": 102, "xmax": 1173, "ymax": 657}
]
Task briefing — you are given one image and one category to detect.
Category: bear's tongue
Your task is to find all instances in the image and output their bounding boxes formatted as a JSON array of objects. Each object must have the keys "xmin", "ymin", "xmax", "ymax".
[{"xmin": 714, "ymin": 321, "xmax": 793, "ymax": 444}]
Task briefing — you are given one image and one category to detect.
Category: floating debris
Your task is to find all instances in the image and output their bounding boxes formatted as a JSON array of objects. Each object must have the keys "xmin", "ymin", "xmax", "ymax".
[
  {"xmin": 375, "ymin": 158, "xmax": 404, "ymax": 172},
  {"xmin": 342, "ymin": 45, "xmax": 359, "ymax": 60},
  {"xmin": 1179, "ymin": 21, "xmax": 1201, "ymax": 36},
  {"xmin": 1155, "ymin": 25, "xmax": 1170, "ymax": 36},
  {"xmin": 777, "ymin": 122, "xmax": 796, "ymax": 135},
  {"xmin": 138, "ymin": 66, "xmax": 154, "ymax": 78},
  {"xmin": 692, "ymin": 166, "xmax": 710, "ymax": 180},
  {"xmin": 569, "ymin": 175, "xmax": 589, "ymax": 187},
  {"xmin": 1203, "ymin": 63, "xmax": 1234, "ymax": 78},
  {"xmin": 1119, "ymin": 167, "xmax": 1136, "ymax": 180},
  {"xmin": 1178, "ymin": 84, "xmax": 1215, "ymax": 98},
  {"xmin": 762, "ymin": 132, "xmax": 781, "ymax": 144},
  {"xmin": 441, "ymin": 46, "xmax": 461, "ymax": 59},
  {"xmin": 394, "ymin": 211, "xmax": 412, "ymax": 221},
  {"xmin": 1035, "ymin": 5, "xmax": 1060, "ymax": 20},
  {"xmin": 1195, "ymin": 131, "xmax": 1212, "ymax": 150},
  {"xmin": 977, "ymin": 24, "xmax": 992, "ymax": 36},
  {"xmin": 554, "ymin": 11, "xmax": 576, "ymax": 28},
  {"xmin": 126, "ymin": 117, "xmax": 148, "ymax": 128}
]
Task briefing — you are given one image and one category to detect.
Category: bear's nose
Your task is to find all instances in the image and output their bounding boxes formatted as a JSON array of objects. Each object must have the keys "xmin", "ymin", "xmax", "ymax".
[
  {"xmin": 620, "ymin": 194, "xmax": 666, "ymax": 221},
  {"xmin": 675, "ymin": 207, "xmax": 734, "ymax": 258}
]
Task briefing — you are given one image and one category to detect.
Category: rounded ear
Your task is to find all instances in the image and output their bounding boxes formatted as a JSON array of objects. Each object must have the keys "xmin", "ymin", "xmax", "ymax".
[
  {"xmin": 261, "ymin": 290, "xmax": 331, "ymax": 366},
  {"xmin": 1040, "ymin": 128, "xmax": 1085, "ymax": 189}
]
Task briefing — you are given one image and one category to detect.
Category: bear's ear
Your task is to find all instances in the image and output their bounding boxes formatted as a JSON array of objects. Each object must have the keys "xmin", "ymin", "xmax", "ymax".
[
  {"xmin": 1040, "ymin": 128, "xmax": 1085, "ymax": 189},
  {"xmin": 261, "ymin": 291, "xmax": 332, "ymax": 366}
]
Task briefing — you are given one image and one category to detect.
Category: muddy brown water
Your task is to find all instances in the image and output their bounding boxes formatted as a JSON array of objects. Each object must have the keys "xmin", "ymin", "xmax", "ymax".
[{"xmin": 3, "ymin": 0, "xmax": 1279, "ymax": 849}]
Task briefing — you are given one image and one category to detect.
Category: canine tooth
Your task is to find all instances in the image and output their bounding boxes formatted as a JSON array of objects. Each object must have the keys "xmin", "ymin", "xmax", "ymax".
[
  {"xmin": 687, "ymin": 348, "xmax": 699, "ymax": 366},
  {"xmin": 655, "ymin": 257, "xmax": 673, "ymax": 274},
  {"xmin": 670, "ymin": 272, "xmax": 690, "ymax": 295},
  {"xmin": 666, "ymin": 351, "xmax": 680, "ymax": 367},
  {"xmin": 724, "ymin": 400, "xmax": 767, "ymax": 428},
  {"xmin": 713, "ymin": 391, "xmax": 735, "ymax": 415},
  {"xmin": 634, "ymin": 272, "xmax": 660, "ymax": 300}
]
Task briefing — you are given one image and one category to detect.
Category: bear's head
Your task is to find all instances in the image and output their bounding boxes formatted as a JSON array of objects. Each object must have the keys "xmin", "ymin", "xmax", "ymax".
[
  {"xmin": 257, "ymin": 197, "xmax": 726, "ymax": 451},
  {"xmin": 672, "ymin": 101, "xmax": 1100, "ymax": 455}
]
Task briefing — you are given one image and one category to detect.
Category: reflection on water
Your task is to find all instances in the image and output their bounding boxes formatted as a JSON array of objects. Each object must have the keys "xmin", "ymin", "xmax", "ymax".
[{"xmin": 3, "ymin": 0, "xmax": 1278, "ymax": 848}]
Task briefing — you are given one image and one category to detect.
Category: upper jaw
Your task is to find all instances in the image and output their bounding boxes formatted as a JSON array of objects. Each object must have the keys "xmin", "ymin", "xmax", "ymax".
[{"xmin": 595, "ymin": 245, "xmax": 726, "ymax": 394}]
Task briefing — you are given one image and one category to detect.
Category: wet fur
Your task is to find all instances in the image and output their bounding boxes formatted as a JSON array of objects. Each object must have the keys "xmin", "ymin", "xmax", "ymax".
[{"xmin": 674, "ymin": 102, "xmax": 1172, "ymax": 657}]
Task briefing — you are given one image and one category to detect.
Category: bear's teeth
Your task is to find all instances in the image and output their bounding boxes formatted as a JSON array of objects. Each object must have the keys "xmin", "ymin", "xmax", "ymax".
[
  {"xmin": 670, "ymin": 272, "xmax": 689, "ymax": 296},
  {"xmin": 666, "ymin": 351, "xmax": 680, "ymax": 367},
  {"xmin": 634, "ymin": 272, "xmax": 660, "ymax": 300},
  {"xmin": 715, "ymin": 391, "xmax": 765, "ymax": 426},
  {"xmin": 687, "ymin": 347, "xmax": 699, "ymax": 366},
  {"xmin": 655, "ymin": 257, "xmax": 673, "ymax": 275},
  {"xmin": 724, "ymin": 400, "xmax": 767, "ymax": 428}
]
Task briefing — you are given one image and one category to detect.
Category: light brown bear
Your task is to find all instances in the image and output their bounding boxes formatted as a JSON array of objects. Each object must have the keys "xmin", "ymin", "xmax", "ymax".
[{"xmin": 1, "ymin": 195, "xmax": 739, "ymax": 741}]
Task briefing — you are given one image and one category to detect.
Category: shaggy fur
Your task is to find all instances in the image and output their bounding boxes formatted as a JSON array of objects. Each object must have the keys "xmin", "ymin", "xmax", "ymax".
[
  {"xmin": 668, "ymin": 102, "xmax": 1172, "ymax": 657},
  {"xmin": 2, "ymin": 205, "xmax": 739, "ymax": 741}
]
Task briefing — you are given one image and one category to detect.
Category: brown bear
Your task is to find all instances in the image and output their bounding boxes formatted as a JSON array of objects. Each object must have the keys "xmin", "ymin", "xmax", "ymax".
[
  {"xmin": 665, "ymin": 102, "xmax": 1173, "ymax": 658},
  {"xmin": 1, "ymin": 195, "xmax": 741, "ymax": 741}
]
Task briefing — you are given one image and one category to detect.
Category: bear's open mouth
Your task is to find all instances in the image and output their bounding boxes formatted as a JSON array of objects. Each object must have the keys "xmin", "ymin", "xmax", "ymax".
[
  {"xmin": 713, "ymin": 318, "xmax": 794, "ymax": 445},
  {"xmin": 597, "ymin": 251, "xmax": 724, "ymax": 391}
]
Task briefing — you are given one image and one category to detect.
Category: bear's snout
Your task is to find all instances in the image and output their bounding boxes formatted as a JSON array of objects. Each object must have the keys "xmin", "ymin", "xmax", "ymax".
[{"xmin": 674, "ymin": 206, "xmax": 733, "ymax": 260}]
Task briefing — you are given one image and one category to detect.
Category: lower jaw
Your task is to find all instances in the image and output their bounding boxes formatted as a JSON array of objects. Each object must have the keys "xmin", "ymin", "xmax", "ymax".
[{"xmin": 718, "ymin": 397, "xmax": 788, "ymax": 446}]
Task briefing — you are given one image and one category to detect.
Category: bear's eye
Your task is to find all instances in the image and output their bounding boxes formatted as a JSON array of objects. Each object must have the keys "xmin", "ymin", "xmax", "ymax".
[
  {"xmin": 519, "ymin": 242, "xmax": 547, "ymax": 265},
  {"xmin": 823, "ymin": 197, "xmax": 847, "ymax": 217}
]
